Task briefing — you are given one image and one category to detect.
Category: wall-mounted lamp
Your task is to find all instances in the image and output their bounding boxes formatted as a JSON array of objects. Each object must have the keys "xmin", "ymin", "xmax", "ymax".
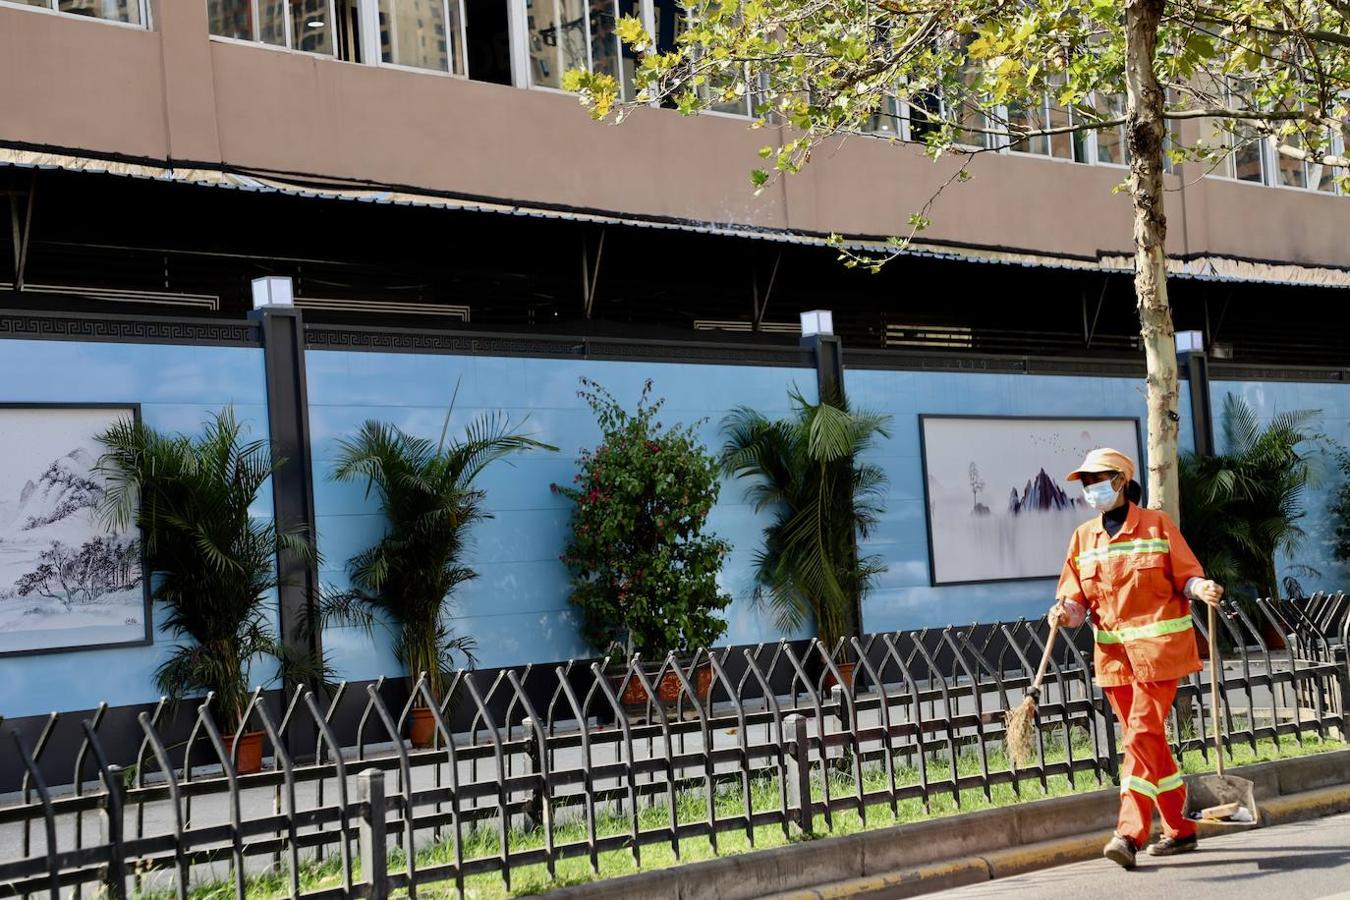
[
  {"xmin": 251, "ymin": 276, "xmax": 295, "ymax": 310},
  {"xmin": 800, "ymin": 309, "xmax": 834, "ymax": 337}
]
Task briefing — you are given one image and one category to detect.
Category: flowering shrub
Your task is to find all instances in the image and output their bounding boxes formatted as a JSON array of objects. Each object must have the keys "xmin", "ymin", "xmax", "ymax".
[{"xmin": 554, "ymin": 378, "xmax": 732, "ymax": 660}]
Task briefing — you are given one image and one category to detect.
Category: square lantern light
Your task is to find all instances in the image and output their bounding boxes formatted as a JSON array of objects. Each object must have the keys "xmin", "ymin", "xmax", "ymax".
[
  {"xmin": 800, "ymin": 309, "xmax": 834, "ymax": 337},
  {"xmin": 1175, "ymin": 330, "xmax": 1204, "ymax": 354},
  {"xmin": 251, "ymin": 276, "xmax": 295, "ymax": 310}
]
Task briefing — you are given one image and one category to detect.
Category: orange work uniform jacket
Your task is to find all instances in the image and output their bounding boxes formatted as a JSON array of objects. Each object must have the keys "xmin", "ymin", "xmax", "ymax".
[{"xmin": 1056, "ymin": 504, "xmax": 1205, "ymax": 687}]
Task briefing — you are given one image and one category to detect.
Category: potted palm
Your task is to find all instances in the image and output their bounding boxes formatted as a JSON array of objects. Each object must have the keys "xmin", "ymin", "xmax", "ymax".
[
  {"xmin": 96, "ymin": 409, "xmax": 318, "ymax": 774},
  {"xmin": 555, "ymin": 379, "xmax": 732, "ymax": 714},
  {"xmin": 1180, "ymin": 394, "xmax": 1324, "ymax": 651},
  {"xmin": 327, "ymin": 412, "xmax": 553, "ymax": 747},
  {"xmin": 720, "ymin": 388, "xmax": 890, "ymax": 690}
]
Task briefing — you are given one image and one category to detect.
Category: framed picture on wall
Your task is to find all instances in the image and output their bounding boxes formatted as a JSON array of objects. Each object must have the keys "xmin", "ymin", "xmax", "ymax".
[
  {"xmin": 919, "ymin": 415, "xmax": 1143, "ymax": 586},
  {"xmin": 0, "ymin": 404, "xmax": 150, "ymax": 657}
]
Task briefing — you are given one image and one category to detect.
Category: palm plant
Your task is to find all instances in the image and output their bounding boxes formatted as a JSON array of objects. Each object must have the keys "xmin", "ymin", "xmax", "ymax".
[
  {"xmin": 96, "ymin": 409, "xmax": 318, "ymax": 733},
  {"xmin": 1180, "ymin": 393, "xmax": 1323, "ymax": 603},
  {"xmin": 719, "ymin": 389, "xmax": 890, "ymax": 653},
  {"xmin": 327, "ymin": 412, "xmax": 554, "ymax": 706}
]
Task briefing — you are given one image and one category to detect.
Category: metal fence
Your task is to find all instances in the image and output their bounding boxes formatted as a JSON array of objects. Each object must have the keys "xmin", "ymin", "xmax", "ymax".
[{"xmin": 1, "ymin": 592, "xmax": 1346, "ymax": 899}]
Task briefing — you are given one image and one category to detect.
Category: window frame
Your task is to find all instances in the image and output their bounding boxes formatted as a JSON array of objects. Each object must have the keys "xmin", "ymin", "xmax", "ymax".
[{"xmin": 0, "ymin": 0, "xmax": 151, "ymax": 29}]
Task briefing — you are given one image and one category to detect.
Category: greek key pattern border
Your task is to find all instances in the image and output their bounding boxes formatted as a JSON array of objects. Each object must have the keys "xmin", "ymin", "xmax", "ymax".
[{"xmin": 0, "ymin": 312, "xmax": 261, "ymax": 347}]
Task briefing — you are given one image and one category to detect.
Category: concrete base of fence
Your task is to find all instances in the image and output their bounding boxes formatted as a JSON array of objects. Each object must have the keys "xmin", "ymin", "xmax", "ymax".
[{"xmin": 540, "ymin": 749, "xmax": 1350, "ymax": 900}]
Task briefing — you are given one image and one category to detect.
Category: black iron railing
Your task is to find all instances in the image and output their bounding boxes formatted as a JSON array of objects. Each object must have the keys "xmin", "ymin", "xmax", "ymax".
[{"xmin": 0, "ymin": 592, "xmax": 1345, "ymax": 899}]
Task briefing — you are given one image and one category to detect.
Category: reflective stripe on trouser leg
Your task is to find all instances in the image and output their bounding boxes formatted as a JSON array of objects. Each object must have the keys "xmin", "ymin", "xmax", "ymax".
[
  {"xmin": 1105, "ymin": 683, "xmax": 1153, "ymax": 846},
  {"xmin": 1107, "ymin": 679, "xmax": 1196, "ymax": 844}
]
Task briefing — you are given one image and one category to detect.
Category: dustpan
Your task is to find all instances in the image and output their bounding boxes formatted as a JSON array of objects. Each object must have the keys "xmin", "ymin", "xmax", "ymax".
[{"xmin": 1184, "ymin": 601, "xmax": 1259, "ymax": 826}]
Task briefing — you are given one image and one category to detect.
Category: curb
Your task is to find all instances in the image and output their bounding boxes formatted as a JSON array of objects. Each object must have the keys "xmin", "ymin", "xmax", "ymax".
[
  {"xmin": 538, "ymin": 748, "xmax": 1350, "ymax": 900},
  {"xmin": 765, "ymin": 782, "xmax": 1350, "ymax": 900}
]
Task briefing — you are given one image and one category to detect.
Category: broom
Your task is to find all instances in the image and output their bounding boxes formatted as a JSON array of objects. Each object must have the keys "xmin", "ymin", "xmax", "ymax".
[{"xmin": 1005, "ymin": 619, "xmax": 1060, "ymax": 768}]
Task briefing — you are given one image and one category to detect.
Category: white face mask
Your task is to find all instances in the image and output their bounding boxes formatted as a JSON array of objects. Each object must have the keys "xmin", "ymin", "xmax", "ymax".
[{"xmin": 1082, "ymin": 480, "xmax": 1120, "ymax": 510}]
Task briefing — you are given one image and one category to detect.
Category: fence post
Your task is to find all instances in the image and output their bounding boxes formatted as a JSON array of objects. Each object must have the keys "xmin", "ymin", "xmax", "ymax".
[
  {"xmin": 522, "ymin": 716, "xmax": 545, "ymax": 829},
  {"xmin": 829, "ymin": 685, "xmax": 851, "ymax": 774},
  {"xmin": 784, "ymin": 714, "xmax": 813, "ymax": 836},
  {"xmin": 357, "ymin": 768, "xmax": 388, "ymax": 900}
]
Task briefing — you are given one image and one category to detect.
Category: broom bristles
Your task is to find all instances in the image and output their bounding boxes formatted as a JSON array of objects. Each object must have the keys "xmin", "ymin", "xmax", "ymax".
[{"xmin": 1005, "ymin": 696, "xmax": 1037, "ymax": 768}]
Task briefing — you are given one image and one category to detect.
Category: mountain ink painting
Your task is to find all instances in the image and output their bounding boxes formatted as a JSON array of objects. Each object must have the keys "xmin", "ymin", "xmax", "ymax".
[
  {"xmin": 920, "ymin": 416, "xmax": 1142, "ymax": 585},
  {"xmin": 0, "ymin": 406, "xmax": 147, "ymax": 656}
]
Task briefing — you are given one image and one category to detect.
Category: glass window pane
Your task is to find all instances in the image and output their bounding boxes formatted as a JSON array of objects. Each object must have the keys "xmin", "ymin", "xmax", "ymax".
[
  {"xmin": 559, "ymin": 0, "xmax": 588, "ymax": 73},
  {"xmin": 1275, "ymin": 133, "xmax": 1307, "ymax": 188},
  {"xmin": 57, "ymin": 0, "xmax": 143, "ymax": 23},
  {"xmin": 291, "ymin": 0, "xmax": 335, "ymax": 53},
  {"xmin": 1093, "ymin": 95, "xmax": 1126, "ymax": 165},
  {"xmin": 862, "ymin": 95, "xmax": 902, "ymax": 137},
  {"xmin": 209, "ymin": 0, "xmax": 254, "ymax": 39},
  {"xmin": 907, "ymin": 90, "xmax": 942, "ymax": 145},
  {"xmin": 589, "ymin": 0, "xmax": 620, "ymax": 83},
  {"xmin": 1233, "ymin": 130, "xmax": 1264, "ymax": 183},
  {"xmin": 1006, "ymin": 100, "xmax": 1048, "ymax": 155},
  {"xmin": 527, "ymin": 0, "xmax": 562, "ymax": 87},
  {"xmin": 259, "ymin": 0, "xmax": 287, "ymax": 45},
  {"xmin": 381, "ymin": 0, "xmax": 450, "ymax": 71}
]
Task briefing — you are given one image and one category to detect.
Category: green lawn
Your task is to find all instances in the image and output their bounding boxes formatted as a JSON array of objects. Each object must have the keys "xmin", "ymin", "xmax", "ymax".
[{"xmin": 155, "ymin": 730, "xmax": 1344, "ymax": 899}]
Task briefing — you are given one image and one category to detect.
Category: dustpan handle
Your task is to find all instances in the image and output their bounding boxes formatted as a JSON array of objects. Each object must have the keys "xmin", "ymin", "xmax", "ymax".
[{"xmin": 1209, "ymin": 601, "xmax": 1224, "ymax": 777}]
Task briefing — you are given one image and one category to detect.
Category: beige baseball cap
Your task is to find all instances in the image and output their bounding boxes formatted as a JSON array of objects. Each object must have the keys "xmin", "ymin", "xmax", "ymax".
[{"xmin": 1066, "ymin": 447, "xmax": 1136, "ymax": 483}]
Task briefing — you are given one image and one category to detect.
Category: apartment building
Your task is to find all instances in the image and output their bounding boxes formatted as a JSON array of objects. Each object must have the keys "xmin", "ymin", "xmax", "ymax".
[{"xmin": 0, "ymin": 0, "xmax": 1345, "ymax": 361}]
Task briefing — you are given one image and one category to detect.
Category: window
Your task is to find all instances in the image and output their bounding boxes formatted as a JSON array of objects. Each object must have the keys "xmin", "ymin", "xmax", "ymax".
[
  {"xmin": 1006, "ymin": 79, "xmax": 1088, "ymax": 162},
  {"xmin": 3, "ymin": 0, "xmax": 146, "ymax": 25},
  {"xmin": 1093, "ymin": 93, "xmax": 1127, "ymax": 165},
  {"xmin": 380, "ymin": 0, "xmax": 461, "ymax": 72},
  {"xmin": 860, "ymin": 94, "xmax": 904, "ymax": 137},
  {"xmin": 208, "ymin": 0, "xmax": 337, "ymax": 53},
  {"xmin": 527, "ymin": 0, "xmax": 641, "ymax": 98}
]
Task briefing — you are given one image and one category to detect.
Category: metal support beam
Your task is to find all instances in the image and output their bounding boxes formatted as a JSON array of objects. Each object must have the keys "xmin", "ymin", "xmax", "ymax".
[
  {"xmin": 10, "ymin": 175, "xmax": 35, "ymax": 290},
  {"xmin": 752, "ymin": 250, "xmax": 782, "ymax": 331},
  {"xmin": 1185, "ymin": 351, "xmax": 1215, "ymax": 458},
  {"xmin": 801, "ymin": 328, "xmax": 863, "ymax": 638},
  {"xmin": 248, "ymin": 305, "xmax": 321, "ymax": 758},
  {"xmin": 581, "ymin": 229, "xmax": 606, "ymax": 319}
]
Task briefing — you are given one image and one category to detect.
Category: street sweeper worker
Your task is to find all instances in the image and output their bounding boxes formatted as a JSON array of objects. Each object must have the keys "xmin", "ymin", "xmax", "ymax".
[{"xmin": 1048, "ymin": 447, "xmax": 1224, "ymax": 870}]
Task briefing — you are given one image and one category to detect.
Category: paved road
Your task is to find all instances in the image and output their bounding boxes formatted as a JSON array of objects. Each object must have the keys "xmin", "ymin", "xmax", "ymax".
[{"xmin": 933, "ymin": 812, "xmax": 1350, "ymax": 900}]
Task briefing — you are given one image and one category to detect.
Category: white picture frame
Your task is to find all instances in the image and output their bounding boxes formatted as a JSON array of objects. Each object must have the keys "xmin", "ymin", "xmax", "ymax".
[
  {"xmin": 919, "ymin": 415, "xmax": 1143, "ymax": 586},
  {"xmin": 0, "ymin": 405, "xmax": 150, "ymax": 657}
]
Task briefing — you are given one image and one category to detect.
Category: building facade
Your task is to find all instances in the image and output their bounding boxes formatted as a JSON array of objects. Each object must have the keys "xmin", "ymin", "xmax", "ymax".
[{"xmin": 0, "ymin": 0, "xmax": 1347, "ymax": 774}]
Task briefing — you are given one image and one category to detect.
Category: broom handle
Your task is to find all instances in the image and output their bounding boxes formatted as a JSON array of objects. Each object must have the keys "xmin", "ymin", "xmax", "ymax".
[
  {"xmin": 1210, "ymin": 600, "xmax": 1224, "ymax": 777},
  {"xmin": 1031, "ymin": 620, "xmax": 1060, "ymax": 694}
]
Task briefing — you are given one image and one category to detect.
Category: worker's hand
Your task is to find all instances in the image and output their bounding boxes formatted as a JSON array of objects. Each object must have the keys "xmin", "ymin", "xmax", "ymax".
[
  {"xmin": 1191, "ymin": 579, "xmax": 1224, "ymax": 607},
  {"xmin": 1047, "ymin": 600, "xmax": 1085, "ymax": 628}
]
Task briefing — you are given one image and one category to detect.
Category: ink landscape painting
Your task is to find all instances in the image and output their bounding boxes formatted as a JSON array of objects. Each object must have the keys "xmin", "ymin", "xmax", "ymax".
[
  {"xmin": 920, "ymin": 416, "xmax": 1141, "ymax": 585},
  {"xmin": 0, "ymin": 407, "xmax": 146, "ymax": 655}
]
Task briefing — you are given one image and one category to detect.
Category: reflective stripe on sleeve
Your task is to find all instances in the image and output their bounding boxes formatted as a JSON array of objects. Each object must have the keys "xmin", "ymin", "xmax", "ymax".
[{"xmin": 1093, "ymin": 614, "xmax": 1194, "ymax": 645}]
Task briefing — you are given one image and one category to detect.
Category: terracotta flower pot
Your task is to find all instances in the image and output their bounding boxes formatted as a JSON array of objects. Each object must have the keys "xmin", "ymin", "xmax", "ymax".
[
  {"xmin": 409, "ymin": 706, "xmax": 439, "ymax": 748},
  {"xmin": 225, "ymin": 730, "xmax": 264, "ymax": 775},
  {"xmin": 823, "ymin": 661, "xmax": 856, "ymax": 692},
  {"xmin": 1260, "ymin": 620, "xmax": 1288, "ymax": 652},
  {"xmin": 612, "ymin": 660, "xmax": 713, "ymax": 709}
]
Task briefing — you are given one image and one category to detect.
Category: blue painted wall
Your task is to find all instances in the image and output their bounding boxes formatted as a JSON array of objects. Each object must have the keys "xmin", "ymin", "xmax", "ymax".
[
  {"xmin": 0, "ymin": 339, "xmax": 271, "ymax": 719},
  {"xmin": 843, "ymin": 368, "xmax": 1196, "ymax": 633},
  {"xmin": 305, "ymin": 351, "xmax": 817, "ymax": 680},
  {"xmin": 1210, "ymin": 378, "xmax": 1350, "ymax": 592}
]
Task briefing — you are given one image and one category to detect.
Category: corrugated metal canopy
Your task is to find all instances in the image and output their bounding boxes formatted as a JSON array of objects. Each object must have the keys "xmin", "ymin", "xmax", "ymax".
[{"xmin": 4, "ymin": 146, "xmax": 1348, "ymax": 290}]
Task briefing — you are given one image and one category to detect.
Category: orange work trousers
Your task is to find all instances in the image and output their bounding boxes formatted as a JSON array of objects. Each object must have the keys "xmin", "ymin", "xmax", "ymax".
[{"xmin": 1103, "ymin": 678, "xmax": 1196, "ymax": 847}]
